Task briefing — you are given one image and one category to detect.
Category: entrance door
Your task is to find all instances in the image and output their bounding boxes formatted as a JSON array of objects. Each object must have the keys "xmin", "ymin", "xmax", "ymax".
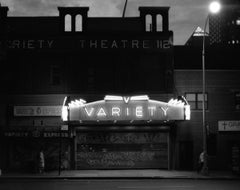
[
  {"xmin": 76, "ymin": 132, "xmax": 169, "ymax": 169},
  {"xmin": 179, "ymin": 141, "xmax": 193, "ymax": 170}
]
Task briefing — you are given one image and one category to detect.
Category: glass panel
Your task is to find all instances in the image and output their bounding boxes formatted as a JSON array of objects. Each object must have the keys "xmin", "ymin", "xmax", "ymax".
[
  {"xmin": 146, "ymin": 15, "xmax": 152, "ymax": 32},
  {"xmin": 197, "ymin": 93, "xmax": 207, "ymax": 101},
  {"xmin": 186, "ymin": 93, "xmax": 196, "ymax": 101},
  {"xmin": 76, "ymin": 15, "xmax": 82, "ymax": 32},
  {"xmin": 189, "ymin": 102, "xmax": 196, "ymax": 110},
  {"xmin": 156, "ymin": 14, "xmax": 162, "ymax": 32},
  {"xmin": 197, "ymin": 102, "xmax": 208, "ymax": 110},
  {"xmin": 64, "ymin": 14, "xmax": 71, "ymax": 32}
]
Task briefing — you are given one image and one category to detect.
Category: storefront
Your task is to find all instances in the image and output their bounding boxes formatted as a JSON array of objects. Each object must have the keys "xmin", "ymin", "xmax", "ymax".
[
  {"xmin": 62, "ymin": 95, "xmax": 190, "ymax": 169},
  {"xmin": 3, "ymin": 131, "xmax": 71, "ymax": 172},
  {"xmin": 218, "ymin": 120, "xmax": 240, "ymax": 173},
  {"xmin": 2, "ymin": 102, "xmax": 72, "ymax": 172}
]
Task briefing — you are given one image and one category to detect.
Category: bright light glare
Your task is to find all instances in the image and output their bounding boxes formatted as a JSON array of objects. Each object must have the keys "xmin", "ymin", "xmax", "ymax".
[
  {"xmin": 185, "ymin": 105, "xmax": 191, "ymax": 120},
  {"xmin": 62, "ymin": 106, "xmax": 68, "ymax": 121},
  {"xmin": 209, "ymin": 1, "xmax": 221, "ymax": 14}
]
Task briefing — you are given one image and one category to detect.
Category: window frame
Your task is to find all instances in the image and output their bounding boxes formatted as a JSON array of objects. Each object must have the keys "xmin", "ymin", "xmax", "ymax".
[{"xmin": 185, "ymin": 92, "xmax": 208, "ymax": 110}]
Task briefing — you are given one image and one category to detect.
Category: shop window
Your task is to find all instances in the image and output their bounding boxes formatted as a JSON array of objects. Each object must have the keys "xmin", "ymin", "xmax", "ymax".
[
  {"xmin": 185, "ymin": 93, "xmax": 208, "ymax": 110},
  {"xmin": 235, "ymin": 92, "xmax": 240, "ymax": 110},
  {"xmin": 50, "ymin": 65, "xmax": 61, "ymax": 86}
]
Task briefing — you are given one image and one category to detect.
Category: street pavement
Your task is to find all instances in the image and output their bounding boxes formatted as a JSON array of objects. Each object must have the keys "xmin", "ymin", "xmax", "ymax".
[
  {"xmin": 0, "ymin": 179, "xmax": 240, "ymax": 190},
  {"xmin": 0, "ymin": 169, "xmax": 240, "ymax": 180}
]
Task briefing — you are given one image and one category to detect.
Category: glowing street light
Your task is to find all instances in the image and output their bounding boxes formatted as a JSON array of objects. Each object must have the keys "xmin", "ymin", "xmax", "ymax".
[
  {"xmin": 202, "ymin": 1, "xmax": 221, "ymax": 175},
  {"xmin": 209, "ymin": 1, "xmax": 221, "ymax": 14}
]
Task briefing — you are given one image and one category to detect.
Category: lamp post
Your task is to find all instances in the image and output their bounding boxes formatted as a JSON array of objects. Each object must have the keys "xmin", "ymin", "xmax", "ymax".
[{"xmin": 202, "ymin": 1, "xmax": 221, "ymax": 175}]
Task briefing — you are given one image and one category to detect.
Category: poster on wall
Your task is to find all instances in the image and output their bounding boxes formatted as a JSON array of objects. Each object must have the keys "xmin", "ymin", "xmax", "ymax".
[{"xmin": 76, "ymin": 132, "xmax": 168, "ymax": 169}]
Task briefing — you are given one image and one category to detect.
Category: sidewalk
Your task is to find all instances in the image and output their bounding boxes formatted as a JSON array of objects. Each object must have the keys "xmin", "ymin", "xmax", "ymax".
[{"xmin": 1, "ymin": 169, "xmax": 240, "ymax": 180}]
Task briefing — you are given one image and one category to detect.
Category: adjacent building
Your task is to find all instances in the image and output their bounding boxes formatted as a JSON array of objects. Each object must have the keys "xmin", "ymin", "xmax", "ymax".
[{"xmin": 209, "ymin": 0, "xmax": 240, "ymax": 45}]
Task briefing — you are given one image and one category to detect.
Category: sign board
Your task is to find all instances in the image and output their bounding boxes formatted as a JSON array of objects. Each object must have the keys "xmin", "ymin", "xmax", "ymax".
[
  {"xmin": 2, "ymin": 35, "xmax": 173, "ymax": 51},
  {"xmin": 64, "ymin": 95, "xmax": 190, "ymax": 124},
  {"xmin": 218, "ymin": 121, "xmax": 240, "ymax": 131},
  {"xmin": 61, "ymin": 125, "xmax": 68, "ymax": 131},
  {"xmin": 14, "ymin": 106, "xmax": 62, "ymax": 117},
  {"xmin": 4, "ymin": 131, "xmax": 70, "ymax": 138}
]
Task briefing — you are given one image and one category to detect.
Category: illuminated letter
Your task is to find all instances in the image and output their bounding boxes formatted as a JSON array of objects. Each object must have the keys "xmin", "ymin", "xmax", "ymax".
[
  {"xmin": 126, "ymin": 107, "xmax": 130, "ymax": 116},
  {"xmin": 148, "ymin": 106, "xmax": 156, "ymax": 116},
  {"xmin": 123, "ymin": 97, "xmax": 130, "ymax": 103},
  {"xmin": 97, "ymin": 108, "xmax": 107, "ymax": 117},
  {"xmin": 136, "ymin": 106, "xmax": 143, "ymax": 118},
  {"xmin": 112, "ymin": 107, "xmax": 121, "ymax": 116},
  {"xmin": 161, "ymin": 107, "xmax": 169, "ymax": 116},
  {"xmin": 84, "ymin": 107, "xmax": 94, "ymax": 117}
]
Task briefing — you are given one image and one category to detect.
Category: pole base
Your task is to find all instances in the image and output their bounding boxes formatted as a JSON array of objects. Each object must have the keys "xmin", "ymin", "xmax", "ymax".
[{"xmin": 201, "ymin": 166, "xmax": 209, "ymax": 176}]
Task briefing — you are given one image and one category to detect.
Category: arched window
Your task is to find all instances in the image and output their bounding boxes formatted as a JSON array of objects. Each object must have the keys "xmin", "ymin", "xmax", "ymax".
[
  {"xmin": 75, "ymin": 14, "xmax": 83, "ymax": 32},
  {"xmin": 65, "ymin": 14, "xmax": 72, "ymax": 32},
  {"xmin": 145, "ymin": 14, "xmax": 152, "ymax": 32},
  {"xmin": 157, "ymin": 14, "xmax": 163, "ymax": 32}
]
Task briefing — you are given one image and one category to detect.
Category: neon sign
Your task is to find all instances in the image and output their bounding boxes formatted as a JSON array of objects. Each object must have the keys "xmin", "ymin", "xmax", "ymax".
[{"xmin": 62, "ymin": 95, "xmax": 190, "ymax": 123}]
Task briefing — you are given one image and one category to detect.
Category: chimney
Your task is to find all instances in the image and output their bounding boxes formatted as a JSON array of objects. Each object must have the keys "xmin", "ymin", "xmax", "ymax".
[{"xmin": 0, "ymin": 5, "xmax": 9, "ymax": 34}]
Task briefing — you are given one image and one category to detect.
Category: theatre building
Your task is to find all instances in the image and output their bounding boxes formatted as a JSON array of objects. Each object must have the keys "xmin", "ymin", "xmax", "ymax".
[
  {"xmin": 0, "ymin": 5, "xmax": 189, "ymax": 171},
  {"xmin": 0, "ymin": 4, "xmax": 239, "ymax": 173}
]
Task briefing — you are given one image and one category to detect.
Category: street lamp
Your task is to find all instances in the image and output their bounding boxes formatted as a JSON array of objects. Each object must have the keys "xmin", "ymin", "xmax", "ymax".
[{"xmin": 202, "ymin": 1, "xmax": 221, "ymax": 175}]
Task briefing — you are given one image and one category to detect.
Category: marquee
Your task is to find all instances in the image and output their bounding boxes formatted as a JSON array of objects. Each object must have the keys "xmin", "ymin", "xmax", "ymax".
[{"xmin": 62, "ymin": 95, "xmax": 190, "ymax": 124}]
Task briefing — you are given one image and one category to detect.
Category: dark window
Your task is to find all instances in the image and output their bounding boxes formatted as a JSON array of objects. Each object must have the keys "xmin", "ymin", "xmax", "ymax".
[
  {"xmin": 207, "ymin": 133, "xmax": 217, "ymax": 156},
  {"xmin": 235, "ymin": 92, "xmax": 240, "ymax": 110},
  {"xmin": 87, "ymin": 67, "xmax": 95, "ymax": 92},
  {"xmin": 185, "ymin": 93, "xmax": 208, "ymax": 110},
  {"xmin": 50, "ymin": 65, "xmax": 61, "ymax": 86}
]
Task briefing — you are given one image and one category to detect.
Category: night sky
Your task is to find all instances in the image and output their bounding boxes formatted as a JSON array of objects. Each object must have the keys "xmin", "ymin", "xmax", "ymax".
[{"xmin": 1, "ymin": 0, "xmax": 213, "ymax": 45}]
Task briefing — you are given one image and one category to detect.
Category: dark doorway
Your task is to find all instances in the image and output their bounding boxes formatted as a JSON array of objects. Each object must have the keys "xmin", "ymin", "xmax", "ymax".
[{"xmin": 179, "ymin": 141, "xmax": 193, "ymax": 170}]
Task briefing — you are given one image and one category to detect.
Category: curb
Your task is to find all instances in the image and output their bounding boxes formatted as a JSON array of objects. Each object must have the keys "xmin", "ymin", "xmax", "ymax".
[{"xmin": 1, "ymin": 176, "xmax": 240, "ymax": 180}]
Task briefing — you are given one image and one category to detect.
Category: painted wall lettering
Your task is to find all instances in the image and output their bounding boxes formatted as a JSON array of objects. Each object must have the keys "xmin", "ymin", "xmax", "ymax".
[
  {"xmin": 78, "ymin": 39, "xmax": 172, "ymax": 49},
  {"xmin": 7, "ymin": 40, "xmax": 54, "ymax": 49},
  {"xmin": 3, "ymin": 38, "xmax": 172, "ymax": 50}
]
